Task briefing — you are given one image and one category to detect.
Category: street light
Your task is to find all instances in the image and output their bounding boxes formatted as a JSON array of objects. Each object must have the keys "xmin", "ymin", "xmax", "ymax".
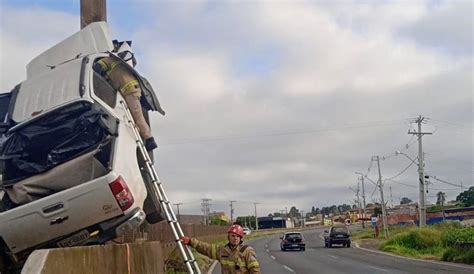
[
  {"xmin": 395, "ymin": 150, "xmax": 426, "ymax": 227},
  {"xmin": 395, "ymin": 151, "xmax": 418, "ymax": 165}
]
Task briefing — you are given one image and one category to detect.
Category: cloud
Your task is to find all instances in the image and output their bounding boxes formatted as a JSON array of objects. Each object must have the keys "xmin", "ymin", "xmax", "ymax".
[
  {"xmin": 0, "ymin": 6, "xmax": 77, "ymax": 90},
  {"xmin": 0, "ymin": 1, "xmax": 471, "ymax": 217}
]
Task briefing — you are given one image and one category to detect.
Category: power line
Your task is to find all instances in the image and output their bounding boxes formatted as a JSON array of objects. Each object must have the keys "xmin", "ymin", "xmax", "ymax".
[
  {"xmin": 384, "ymin": 160, "xmax": 417, "ymax": 181},
  {"xmin": 425, "ymin": 174, "xmax": 463, "ymax": 188},
  {"xmin": 160, "ymin": 119, "xmax": 407, "ymax": 146}
]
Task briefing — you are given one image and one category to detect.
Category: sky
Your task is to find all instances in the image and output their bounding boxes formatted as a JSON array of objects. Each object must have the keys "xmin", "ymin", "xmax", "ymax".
[{"xmin": 0, "ymin": 0, "xmax": 472, "ymax": 218}]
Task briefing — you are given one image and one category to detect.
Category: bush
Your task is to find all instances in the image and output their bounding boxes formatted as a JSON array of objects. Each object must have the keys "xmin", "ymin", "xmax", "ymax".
[
  {"xmin": 383, "ymin": 227, "xmax": 443, "ymax": 250},
  {"xmin": 442, "ymin": 248, "xmax": 474, "ymax": 264},
  {"xmin": 443, "ymin": 227, "xmax": 474, "ymax": 247}
]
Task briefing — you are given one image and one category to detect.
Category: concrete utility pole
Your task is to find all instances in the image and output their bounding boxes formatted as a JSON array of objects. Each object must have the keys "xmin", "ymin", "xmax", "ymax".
[
  {"xmin": 374, "ymin": 156, "xmax": 389, "ymax": 238},
  {"xmin": 389, "ymin": 186, "xmax": 394, "ymax": 208},
  {"xmin": 201, "ymin": 199, "xmax": 212, "ymax": 225},
  {"xmin": 174, "ymin": 203, "xmax": 183, "ymax": 222},
  {"xmin": 229, "ymin": 201, "xmax": 236, "ymax": 224},
  {"xmin": 355, "ymin": 173, "xmax": 367, "ymax": 228},
  {"xmin": 408, "ymin": 115, "xmax": 432, "ymax": 227},
  {"xmin": 80, "ymin": 0, "xmax": 107, "ymax": 29},
  {"xmin": 254, "ymin": 203, "xmax": 259, "ymax": 231}
]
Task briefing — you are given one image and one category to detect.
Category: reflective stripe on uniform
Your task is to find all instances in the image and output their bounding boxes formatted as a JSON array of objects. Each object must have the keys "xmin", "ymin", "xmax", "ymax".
[
  {"xmin": 220, "ymin": 260, "xmax": 246, "ymax": 268},
  {"xmin": 106, "ymin": 60, "xmax": 122, "ymax": 76},
  {"xmin": 248, "ymin": 261, "xmax": 260, "ymax": 268},
  {"xmin": 120, "ymin": 80, "xmax": 140, "ymax": 94},
  {"xmin": 211, "ymin": 244, "xmax": 217, "ymax": 260},
  {"xmin": 96, "ymin": 59, "xmax": 109, "ymax": 71}
]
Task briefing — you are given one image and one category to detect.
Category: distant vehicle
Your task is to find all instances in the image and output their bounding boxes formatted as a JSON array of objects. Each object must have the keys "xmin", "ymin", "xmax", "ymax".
[
  {"xmin": 243, "ymin": 227, "xmax": 251, "ymax": 235},
  {"xmin": 324, "ymin": 226, "xmax": 351, "ymax": 248},
  {"xmin": 280, "ymin": 232, "xmax": 305, "ymax": 251},
  {"xmin": 0, "ymin": 22, "xmax": 164, "ymax": 272}
]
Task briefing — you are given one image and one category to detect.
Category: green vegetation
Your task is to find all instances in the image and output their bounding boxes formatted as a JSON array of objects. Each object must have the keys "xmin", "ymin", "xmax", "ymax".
[{"xmin": 378, "ymin": 222, "xmax": 474, "ymax": 264}]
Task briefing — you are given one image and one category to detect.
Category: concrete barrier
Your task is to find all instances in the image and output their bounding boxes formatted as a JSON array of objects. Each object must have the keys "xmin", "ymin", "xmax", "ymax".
[{"xmin": 21, "ymin": 242, "xmax": 165, "ymax": 274}]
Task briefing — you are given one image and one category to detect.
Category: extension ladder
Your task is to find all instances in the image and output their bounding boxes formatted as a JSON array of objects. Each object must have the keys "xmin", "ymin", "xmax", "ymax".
[{"xmin": 120, "ymin": 101, "xmax": 201, "ymax": 274}]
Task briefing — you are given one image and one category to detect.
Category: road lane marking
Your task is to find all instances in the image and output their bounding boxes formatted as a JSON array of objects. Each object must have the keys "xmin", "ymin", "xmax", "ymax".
[
  {"xmin": 328, "ymin": 255, "xmax": 338, "ymax": 259},
  {"xmin": 270, "ymin": 255, "xmax": 276, "ymax": 260},
  {"xmin": 266, "ymin": 249, "xmax": 269, "ymax": 252},
  {"xmin": 283, "ymin": 265, "xmax": 295, "ymax": 272},
  {"xmin": 368, "ymin": 266, "xmax": 388, "ymax": 272}
]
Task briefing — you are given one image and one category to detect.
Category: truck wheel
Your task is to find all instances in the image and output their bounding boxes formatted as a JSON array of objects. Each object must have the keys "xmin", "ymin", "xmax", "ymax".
[
  {"xmin": 328, "ymin": 242, "xmax": 332, "ymax": 248},
  {"xmin": 347, "ymin": 242, "xmax": 351, "ymax": 248}
]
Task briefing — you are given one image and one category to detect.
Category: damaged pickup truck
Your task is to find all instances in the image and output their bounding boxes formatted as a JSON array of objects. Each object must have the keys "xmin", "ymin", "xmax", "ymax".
[{"xmin": 0, "ymin": 22, "xmax": 165, "ymax": 272}]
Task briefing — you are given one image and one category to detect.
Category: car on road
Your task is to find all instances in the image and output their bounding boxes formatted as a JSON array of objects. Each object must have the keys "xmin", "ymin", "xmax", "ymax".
[
  {"xmin": 324, "ymin": 226, "xmax": 351, "ymax": 248},
  {"xmin": 280, "ymin": 232, "xmax": 305, "ymax": 251},
  {"xmin": 243, "ymin": 227, "xmax": 251, "ymax": 235}
]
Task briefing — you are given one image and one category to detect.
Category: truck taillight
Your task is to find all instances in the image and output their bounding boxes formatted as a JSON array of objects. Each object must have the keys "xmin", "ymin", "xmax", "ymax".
[{"xmin": 109, "ymin": 176, "xmax": 134, "ymax": 211}]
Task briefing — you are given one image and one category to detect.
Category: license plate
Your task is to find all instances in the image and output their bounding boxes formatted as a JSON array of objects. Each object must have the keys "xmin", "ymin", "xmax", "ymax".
[
  {"xmin": 57, "ymin": 230, "xmax": 90, "ymax": 248},
  {"xmin": 292, "ymin": 244, "xmax": 299, "ymax": 247},
  {"xmin": 337, "ymin": 235, "xmax": 345, "ymax": 238}
]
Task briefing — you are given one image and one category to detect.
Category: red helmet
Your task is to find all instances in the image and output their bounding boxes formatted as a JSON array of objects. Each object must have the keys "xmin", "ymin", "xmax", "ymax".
[{"xmin": 227, "ymin": 224, "xmax": 244, "ymax": 238}]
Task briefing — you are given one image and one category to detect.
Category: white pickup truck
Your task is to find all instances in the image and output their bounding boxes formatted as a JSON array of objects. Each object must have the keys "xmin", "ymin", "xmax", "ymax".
[{"xmin": 0, "ymin": 22, "xmax": 165, "ymax": 272}]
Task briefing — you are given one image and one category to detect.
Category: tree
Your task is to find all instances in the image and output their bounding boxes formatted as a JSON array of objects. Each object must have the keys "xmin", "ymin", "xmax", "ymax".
[
  {"xmin": 288, "ymin": 206, "xmax": 300, "ymax": 218},
  {"xmin": 456, "ymin": 187, "xmax": 474, "ymax": 207},
  {"xmin": 400, "ymin": 197, "xmax": 412, "ymax": 205},
  {"xmin": 436, "ymin": 192, "xmax": 446, "ymax": 205}
]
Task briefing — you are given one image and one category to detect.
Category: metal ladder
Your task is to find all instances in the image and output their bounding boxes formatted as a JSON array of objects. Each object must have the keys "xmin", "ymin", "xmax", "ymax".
[{"xmin": 120, "ymin": 101, "xmax": 201, "ymax": 274}]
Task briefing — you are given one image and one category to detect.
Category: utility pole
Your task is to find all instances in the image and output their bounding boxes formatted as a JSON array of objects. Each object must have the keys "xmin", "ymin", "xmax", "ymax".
[
  {"xmin": 80, "ymin": 0, "xmax": 107, "ymax": 29},
  {"xmin": 361, "ymin": 175, "xmax": 366, "ymax": 228},
  {"xmin": 374, "ymin": 156, "xmax": 389, "ymax": 238},
  {"xmin": 201, "ymin": 199, "xmax": 212, "ymax": 225},
  {"xmin": 408, "ymin": 115, "xmax": 432, "ymax": 227},
  {"xmin": 174, "ymin": 203, "xmax": 183, "ymax": 222},
  {"xmin": 389, "ymin": 186, "xmax": 394, "ymax": 208},
  {"xmin": 229, "ymin": 201, "xmax": 236, "ymax": 224},
  {"xmin": 254, "ymin": 203, "xmax": 259, "ymax": 231},
  {"xmin": 301, "ymin": 210, "xmax": 305, "ymax": 227}
]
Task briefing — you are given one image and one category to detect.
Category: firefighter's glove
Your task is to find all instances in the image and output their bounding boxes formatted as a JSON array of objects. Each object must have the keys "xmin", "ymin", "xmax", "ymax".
[{"xmin": 181, "ymin": 236, "xmax": 191, "ymax": 246}]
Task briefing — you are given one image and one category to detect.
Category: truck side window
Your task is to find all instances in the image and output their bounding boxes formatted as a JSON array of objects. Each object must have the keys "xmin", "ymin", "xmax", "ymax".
[{"xmin": 92, "ymin": 71, "xmax": 117, "ymax": 108}]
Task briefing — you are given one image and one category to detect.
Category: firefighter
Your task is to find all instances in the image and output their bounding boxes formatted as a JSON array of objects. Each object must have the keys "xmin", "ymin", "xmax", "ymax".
[
  {"xmin": 181, "ymin": 224, "xmax": 260, "ymax": 273},
  {"xmin": 94, "ymin": 40, "xmax": 157, "ymax": 151}
]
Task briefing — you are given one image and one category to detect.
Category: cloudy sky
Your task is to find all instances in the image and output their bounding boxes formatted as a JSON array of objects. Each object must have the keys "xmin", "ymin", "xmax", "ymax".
[{"xmin": 0, "ymin": 0, "xmax": 472, "ymax": 218}]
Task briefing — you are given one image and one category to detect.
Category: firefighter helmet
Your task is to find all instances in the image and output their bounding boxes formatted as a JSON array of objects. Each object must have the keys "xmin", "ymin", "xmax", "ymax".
[
  {"xmin": 113, "ymin": 40, "xmax": 137, "ymax": 67},
  {"xmin": 227, "ymin": 224, "xmax": 244, "ymax": 238}
]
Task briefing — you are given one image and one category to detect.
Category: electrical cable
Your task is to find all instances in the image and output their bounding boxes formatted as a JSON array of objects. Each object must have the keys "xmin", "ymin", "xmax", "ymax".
[{"xmin": 384, "ymin": 160, "xmax": 417, "ymax": 181}]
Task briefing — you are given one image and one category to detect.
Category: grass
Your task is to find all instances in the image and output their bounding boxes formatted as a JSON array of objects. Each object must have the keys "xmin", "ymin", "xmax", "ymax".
[{"xmin": 356, "ymin": 222, "xmax": 474, "ymax": 265}]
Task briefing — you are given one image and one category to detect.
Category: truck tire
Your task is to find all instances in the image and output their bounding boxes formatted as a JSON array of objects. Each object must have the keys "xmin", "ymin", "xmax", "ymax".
[{"xmin": 347, "ymin": 242, "xmax": 351, "ymax": 248}]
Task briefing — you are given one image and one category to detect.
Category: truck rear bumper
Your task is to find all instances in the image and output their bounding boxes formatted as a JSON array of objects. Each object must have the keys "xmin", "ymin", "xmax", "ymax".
[{"xmin": 115, "ymin": 208, "xmax": 146, "ymax": 236}]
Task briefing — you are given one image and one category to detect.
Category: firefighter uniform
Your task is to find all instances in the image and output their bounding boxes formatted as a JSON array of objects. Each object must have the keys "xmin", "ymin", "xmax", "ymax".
[
  {"xmin": 190, "ymin": 238, "xmax": 260, "ymax": 274},
  {"xmin": 95, "ymin": 57, "xmax": 154, "ymax": 143}
]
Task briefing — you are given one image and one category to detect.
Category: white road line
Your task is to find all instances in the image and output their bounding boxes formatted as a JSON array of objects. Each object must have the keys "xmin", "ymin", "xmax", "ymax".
[
  {"xmin": 266, "ymin": 249, "xmax": 269, "ymax": 252},
  {"xmin": 328, "ymin": 255, "xmax": 338, "ymax": 259},
  {"xmin": 283, "ymin": 265, "xmax": 295, "ymax": 272},
  {"xmin": 270, "ymin": 255, "xmax": 276, "ymax": 260},
  {"xmin": 368, "ymin": 265, "xmax": 389, "ymax": 272}
]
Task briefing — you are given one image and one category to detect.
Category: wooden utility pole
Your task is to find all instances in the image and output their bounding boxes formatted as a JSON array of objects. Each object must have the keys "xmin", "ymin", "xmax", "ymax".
[{"xmin": 81, "ymin": 0, "xmax": 107, "ymax": 29}]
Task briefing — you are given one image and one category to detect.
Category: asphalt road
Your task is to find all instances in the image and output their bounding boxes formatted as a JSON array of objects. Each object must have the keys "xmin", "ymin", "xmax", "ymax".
[{"xmin": 212, "ymin": 227, "xmax": 474, "ymax": 274}]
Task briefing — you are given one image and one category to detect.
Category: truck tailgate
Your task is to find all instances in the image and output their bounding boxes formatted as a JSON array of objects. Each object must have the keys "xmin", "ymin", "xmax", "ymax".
[{"xmin": 0, "ymin": 173, "xmax": 122, "ymax": 253}]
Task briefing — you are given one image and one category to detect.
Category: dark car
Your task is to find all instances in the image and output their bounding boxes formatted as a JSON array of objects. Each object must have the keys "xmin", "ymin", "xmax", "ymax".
[
  {"xmin": 280, "ymin": 232, "xmax": 306, "ymax": 251},
  {"xmin": 324, "ymin": 226, "xmax": 351, "ymax": 248}
]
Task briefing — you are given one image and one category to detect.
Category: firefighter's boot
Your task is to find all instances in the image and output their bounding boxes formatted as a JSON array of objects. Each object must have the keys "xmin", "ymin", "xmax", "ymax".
[{"xmin": 123, "ymin": 93, "xmax": 157, "ymax": 151}]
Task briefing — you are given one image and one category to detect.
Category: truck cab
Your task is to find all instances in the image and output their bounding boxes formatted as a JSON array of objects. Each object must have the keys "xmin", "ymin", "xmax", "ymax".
[{"xmin": 0, "ymin": 22, "xmax": 164, "ymax": 271}]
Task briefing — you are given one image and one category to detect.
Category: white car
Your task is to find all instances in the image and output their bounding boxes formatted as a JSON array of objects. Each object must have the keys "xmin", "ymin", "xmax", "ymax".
[
  {"xmin": 0, "ymin": 22, "xmax": 164, "ymax": 271},
  {"xmin": 243, "ymin": 227, "xmax": 252, "ymax": 235}
]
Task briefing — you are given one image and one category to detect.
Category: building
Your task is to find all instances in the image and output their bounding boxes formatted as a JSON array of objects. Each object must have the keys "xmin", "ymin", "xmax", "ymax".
[{"xmin": 258, "ymin": 216, "xmax": 294, "ymax": 229}]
